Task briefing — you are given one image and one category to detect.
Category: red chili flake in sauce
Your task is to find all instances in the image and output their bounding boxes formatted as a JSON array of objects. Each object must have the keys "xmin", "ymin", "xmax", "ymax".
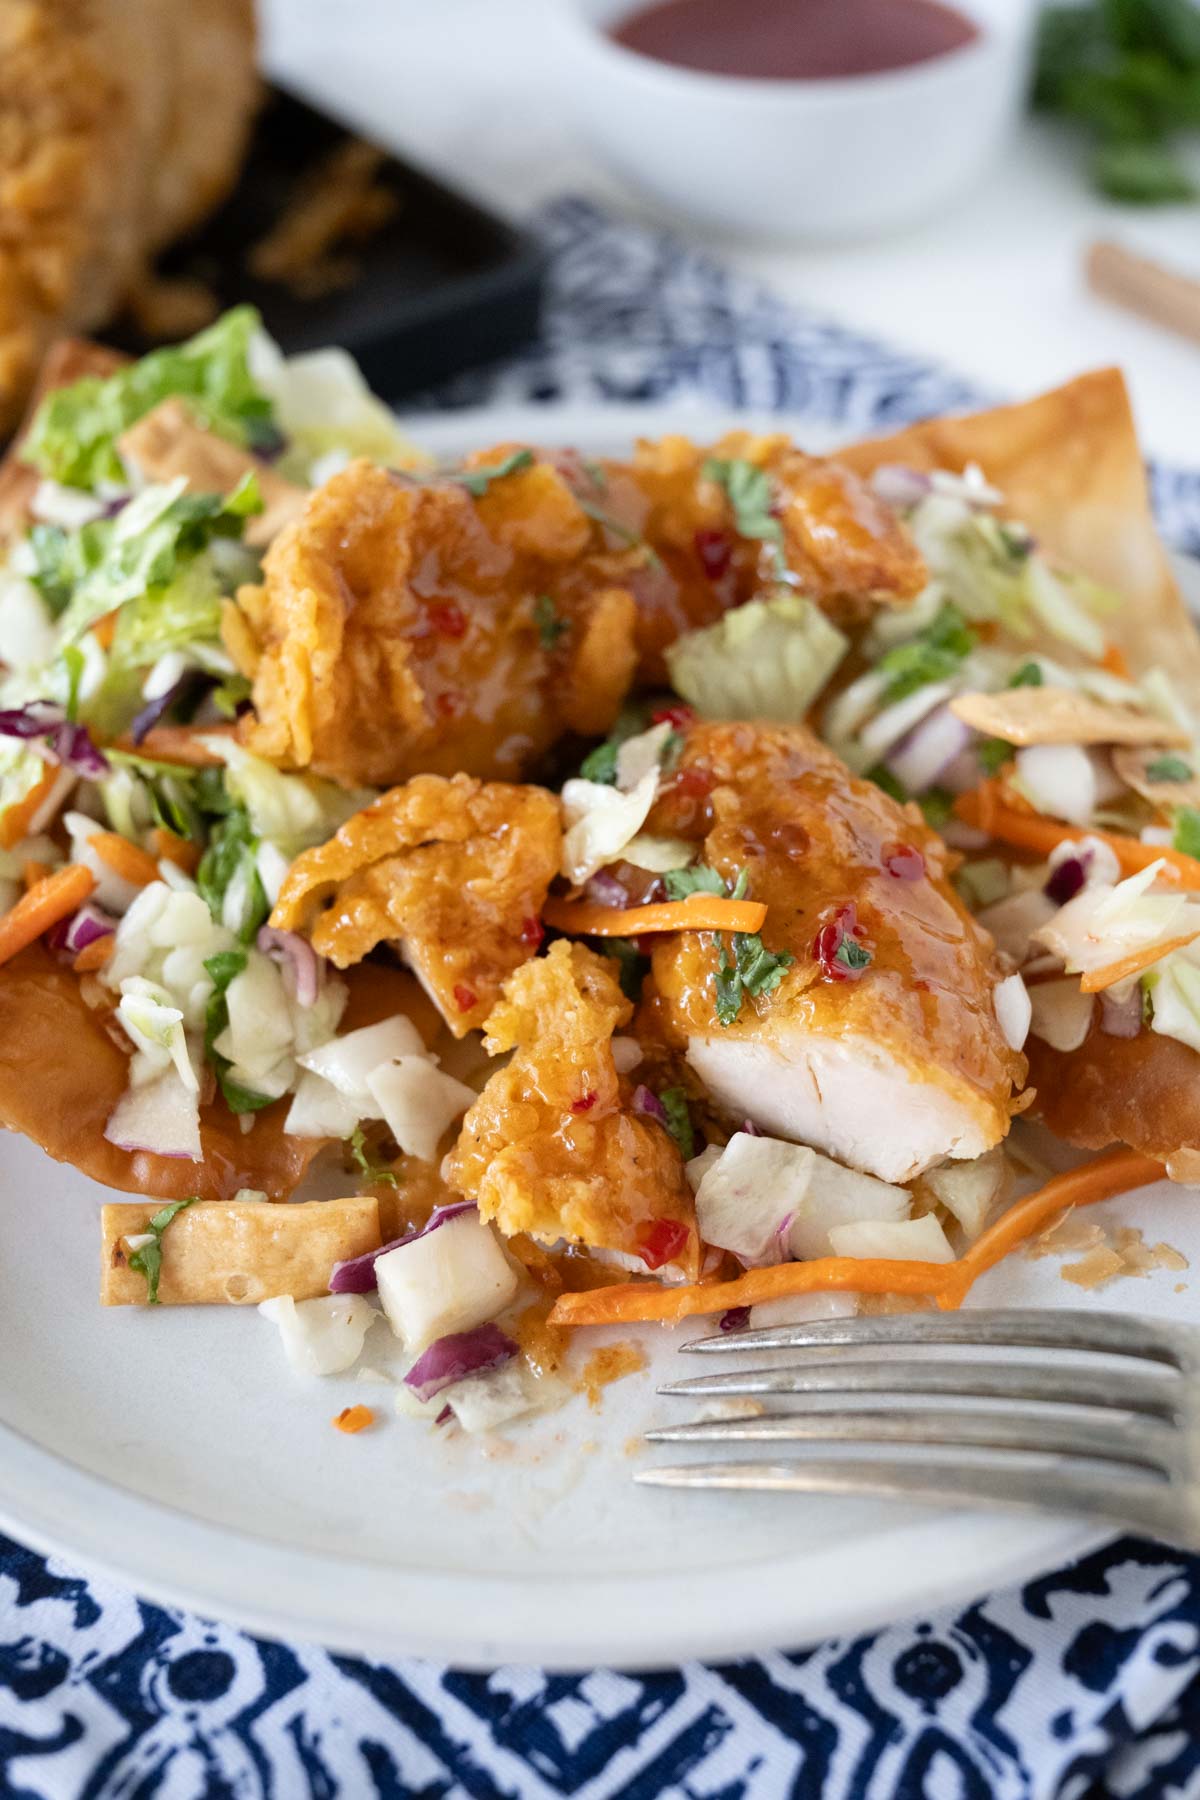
[
  {"xmin": 435, "ymin": 691, "xmax": 464, "ymax": 719},
  {"xmin": 813, "ymin": 902, "xmax": 871, "ymax": 982},
  {"xmin": 427, "ymin": 602, "xmax": 467, "ymax": 638},
  {"xmin": 638, "ymin": 1218, "xmax": 690, "ymax": 1270},
  {"xmin": 882, "ymin": 841, "xmax": 925, "ymax": 881},
  {"xmin": 453, "ymin": 983, "xmax": 478, "ymax": 1012},
  {"xmin": 673, "ymin": 764, "xmax": 714, "ymax": 799},
  {"xmin": 694, "ymin": 528, "xmax": 733, "ymax": 580},
  {"xmin": 651, "ymin": 702, "xmax": 695, "ymax": 730},
  {"xmin": 519, "ymin": 915, "xmax": 545, "ymax": 948},
  {"xmin": 571, "ymin": 1090, "xmax": 598, "ymax": 1114}
]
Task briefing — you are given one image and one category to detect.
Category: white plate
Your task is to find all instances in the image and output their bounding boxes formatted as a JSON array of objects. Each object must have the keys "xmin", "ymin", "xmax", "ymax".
[{"xmin": 1, "ymin": 404, "xmax": 1195, "ymax": 1672}]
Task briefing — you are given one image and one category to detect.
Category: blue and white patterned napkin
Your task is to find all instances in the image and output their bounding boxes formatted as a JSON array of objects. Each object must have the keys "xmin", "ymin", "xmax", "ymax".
[{"xmin": 5, "ymin": 198, "xmax": 1200, "ymax": 1800}]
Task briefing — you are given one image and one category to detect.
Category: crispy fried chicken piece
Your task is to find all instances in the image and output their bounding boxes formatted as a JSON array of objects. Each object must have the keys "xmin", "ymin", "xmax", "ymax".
[
  {"xmin": 118, "ymin": 398, "xmax": 308, "ymax": 548},
  {"xmin": 444, "ymin": 940, "xmax": 699, "ymax": 1276},
  {"xmin": 271, "ymin": 774, "xmax": 563, "ymax": 1036},
  {"xmin": 0, "ymin": 0, "xmax": 257, "ymax": 432},
  {"xmin": 1025, "ymin": 1024, "xmax": 1200, "ymax": 1171},
  {"xmin": 238, "ymin": 456, "xmax": 640, "ymax": 787},
  {"xmin": 643, "ymin": 722, "xmax": 1024, "ymax": 1183},
  {"xmin": 583, "ymin": 432, "xmax": 927, "ymax": 680}
]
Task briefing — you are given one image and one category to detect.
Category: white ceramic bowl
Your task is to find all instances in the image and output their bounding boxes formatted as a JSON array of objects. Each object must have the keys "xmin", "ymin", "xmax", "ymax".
[{"xmin": 554, "ymin": 0, "xmax": 1037, "ymax": 241}]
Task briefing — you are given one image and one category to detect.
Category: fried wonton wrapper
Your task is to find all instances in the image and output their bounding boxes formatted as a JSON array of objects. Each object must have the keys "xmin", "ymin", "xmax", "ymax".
[
  {"xmin": 118, "ymin": 398, "xmax": 309, "ymax": 548},
  {"xmin": 949, "ymin": 686, "xmax": 1188, "ymax": 748},
  {"xmin": 236, "ymin": 455, "xmax": 640, "ymax": 787},
  {"xmin": 101, "ymin": 1195, "xmax": 380, "ymax": 1306},
  {"xmin": 271, "ymin": 774, "xmax": 562, "ymax": 1035},
  {"xmin": 841, "ymin": 369, "xmax": 1200, "ymax": 1164},
  {"xmin": 0, "ymin": 946, "xmax": 435, "ymax": 1201},
  {"xmin": 445, "ymin": 940, "xmax": 700, "ymax": 1277}
]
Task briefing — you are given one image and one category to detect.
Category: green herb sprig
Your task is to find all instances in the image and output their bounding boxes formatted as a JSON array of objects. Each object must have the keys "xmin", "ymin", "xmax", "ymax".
[{"xmin": 127, "ymin": 1196, "xmax": 197, "ymax": 1305}]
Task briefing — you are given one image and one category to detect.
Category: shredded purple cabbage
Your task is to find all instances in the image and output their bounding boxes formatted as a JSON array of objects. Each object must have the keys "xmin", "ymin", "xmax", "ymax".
[
  {"xmin": 130, "ymin": 671, "xmax": 214, "ymax": 746},
  {"xmin": 720, "ymin": 1306, "xmax": 751, "ymax": 1333},
  {"xmin": 63, "ymin": 901, "xmax": 116, "ymax": 954},
  {"xmin": 0, "ymin": 701, "xmax": 108, "ymax": 778},
  {"xmin": 632, "ymin": 1084, "xmax": 667, "ymax": 1125},
  {"xmin": 1044, "ymin": 854, "xmax": 1089, "ymax": 906},
  {"xmin": 585, "ymin": 869, "xmax": 629, "ymax": 909},
  {"xmin": 257, "ymin": 926, "xmax": 319, "ymax": 1006},
  {"xmin": 404, "ymin": 1323, "xmax": 519, "ymax": 1404}
]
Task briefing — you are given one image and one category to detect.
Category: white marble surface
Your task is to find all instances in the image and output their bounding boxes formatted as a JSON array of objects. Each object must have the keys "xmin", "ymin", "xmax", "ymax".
[{"xmin": 263, "ymin": 0, "xmax": 1200, "ymax": 462}]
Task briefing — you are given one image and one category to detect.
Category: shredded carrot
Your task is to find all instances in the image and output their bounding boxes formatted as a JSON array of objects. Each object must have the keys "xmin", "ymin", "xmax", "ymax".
[
  {"xmin": 546, "ymin": 1149, "xmax": 1162, "ymax": 1328},
  {"xmin": 0, "ymin": 768, "xmax": 61, "ymax": 849},
  {"xmin": 113, "ymin": 724, "xmax": 232, "ymax": 768},
  {"xmin": 89, "ymin": 832, "xmax": 163, "ymax": 887},
  {"xmin": 150, "ymin": 827, "xmax": 200, "ymax": 874},
  {"xmin": 543, "ymin": 894, "xmax": 768, "ymax": 938},
  {"xmin": 1101, "ymin": 641, "xmax": 1132, "ymax": 680},
  {"xmin": 73, "ymin": 935, "xmax": 114, "ymax": 972},
  {"xmin": 332, "ymin": 1404, "xmax": 374, "ymax": 1435},
  {"xmin": 955, "ymin": 782, "xmax": 1200, "ymax": 888},
  {"xmin": 91, "ymin": 610, "xmax": 119, "ymax": 651},
  {"xmin": 0, "ymin": 863, "xmax": 95, "ymax": 968},
  {"xmin": 22, "ymin": 859, "xmax": 50, "ymax": 892},
  {"xmin": 1079, "ymin": 931, "xmax": 1200, "ymax": 993}
]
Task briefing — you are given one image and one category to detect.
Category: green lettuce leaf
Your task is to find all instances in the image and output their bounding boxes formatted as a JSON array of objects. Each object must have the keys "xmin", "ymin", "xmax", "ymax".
[
  {"xmin": 23, "ymin": 306, "xmax": 274, "ymax": 492},
  {"xmin": 665, "ymin": 590, "xmax": 848, "ymax": 723}
]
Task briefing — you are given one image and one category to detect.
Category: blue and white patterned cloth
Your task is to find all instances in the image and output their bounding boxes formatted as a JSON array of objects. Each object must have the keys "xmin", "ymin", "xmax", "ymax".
[{"xmin": 6, "ymin": 197, "xmax": 1200, "ymax": 1800}]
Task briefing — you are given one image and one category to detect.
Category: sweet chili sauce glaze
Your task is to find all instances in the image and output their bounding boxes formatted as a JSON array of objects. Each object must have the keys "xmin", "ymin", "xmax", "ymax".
[{"xmin": 609, "ymin": 0, "xmax": 979, "ymax": 80}]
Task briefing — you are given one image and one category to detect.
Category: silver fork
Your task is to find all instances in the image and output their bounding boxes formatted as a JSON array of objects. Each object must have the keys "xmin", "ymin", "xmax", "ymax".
[{"xmin": 634, "ymin": 1309, "xmax": 1200, "ymax": 1547}]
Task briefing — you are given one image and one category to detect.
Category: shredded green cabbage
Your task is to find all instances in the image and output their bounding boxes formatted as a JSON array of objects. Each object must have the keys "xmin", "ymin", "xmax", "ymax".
[{"xmin": 665, "ymin": 590, "xmax": 847, "ymax": 722}]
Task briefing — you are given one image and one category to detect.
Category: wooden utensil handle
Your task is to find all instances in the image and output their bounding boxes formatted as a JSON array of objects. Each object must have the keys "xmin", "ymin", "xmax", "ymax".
[{"xmin": 1087, "ymin": 240, "xmax": 1200, "ymax": 348}]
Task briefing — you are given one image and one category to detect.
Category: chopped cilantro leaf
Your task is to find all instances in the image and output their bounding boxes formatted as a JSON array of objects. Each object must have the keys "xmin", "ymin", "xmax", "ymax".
[
  {"xmin": 658, "ymin": 1086, "xmax": 695, "ymax": 1160},
  {"xmin": 580, "ymin": 740, "xmax": 619, "ymax": 784},
  {"xmin": 453, "ymin": 449, "xmax": 534, "ymax": 496},
  {"xmin": 197, "ymin": 803, "xmax": 267, "ymax": 942},
  {"xmin": 919, "ymin": 786, "xmax": 955, "ymax": 830},
  {"xmin": 1008, "ymin": 661, "xmax": 1044, "ymax": 688},
  {"xmin": 714, "ymin": 929, "xmax": 794, "ymax": 1027},
  {"xmin": 582, "ymin": 459, "xmax": 609, "ymax": 493},
  {"xmin": 127, "ymin": 1196, "xmax": 197, "ymax": 1305},
  {"xmin": 1147, "ymin": 754, "xmax": 1193, "ymax": 783},
  {"xmin": 534, "ymin": 593, "xmax": 569, "ymax": 649},
  {"xmin": 348, "ymin": 1125, "xmax": 399, "ymax": 1187},
  {"xmin": 1173, "ymin": 806, "xmax": 1200, "ymax": 859},
  {"xmin": 703, "ymin": 456, "xmax": 786, "ymax": 577},
  {"xmin": 878, "ymin": 603, "xmax": 975, "ymax": 704},
  {"xmin": 664, "ymin": 862, "xmax": 727, "ymax": 900},
  {"xmin": 978, "ymin": 736, "xmax": 1014, "ymax": 776},
  {"xmin": 833, "ymin": 937, "xmax": 872, "ymax": 973},
  {"xmin": 867, "ymin": 763, "xmax": 908, "ymax": 803},
  {"xmin": 203, "ymin": 947, "xmax": 272, "ymax": 1115}
]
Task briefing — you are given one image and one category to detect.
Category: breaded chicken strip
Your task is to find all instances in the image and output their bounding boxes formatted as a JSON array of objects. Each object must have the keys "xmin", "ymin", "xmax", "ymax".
[
  {"xmin": 238, "ymin": 456, "xmax": 640, "ymax": 787},
  {"xmin": 643, "ymin": 721, "xmax": 1024, "ymax": 1183},
  {"xmin": 270, "ymin": 774, "xmax": 563, "ymax": 1036},
  {"xmin": 580, "ymin": 432, "xmax": 927, "ymax": 679},
  {"xmin": 0, "ymin": 0, "xmax": 257, "ymax": 432},
  {"xmin": 444, "ymin": 941, "xmax": 699, "ymax": 1277}
]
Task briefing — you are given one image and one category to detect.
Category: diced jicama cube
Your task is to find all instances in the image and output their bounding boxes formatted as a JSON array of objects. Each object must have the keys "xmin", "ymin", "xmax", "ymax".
[
  {"xmin": 446, "ymin": 1361, "xmax": 533, "ymax": 1432},
  {"xmin": 694, "ymin": 1132, "xmax": 910, "ymax": 1265},
  {"xmin": 104, "ymin": 1066, "xmax": 201, "ymax": 1160},
  {"xmin": 258, "ymin": 1294, "xmax": 376, "ymax": 1375},
  {"xmin": 284, "ymin": 1070, "xmax": 361, "ymax": 1139},
  {"xmin": 374, "ymin": 1212, "xmax": 518, "ymax": 1351},
  {"xmin": 785, "ymin": 1157, "xmax": 911, "ymax": 1261},
  {"xmin": 828, "ymin": 1213, "xmax": 955, "ymax": 1262},
  {"xmin": 297, "ymin": 1016, "xmax": 425, "ymax": 1112},
  {"xmin": 366, "ymin": 1057, "xmax": 476, "ymax": 1163},
  {"xmin": 923, "ymin": 1147, "xmax": 1007, "ymax": 1241}
]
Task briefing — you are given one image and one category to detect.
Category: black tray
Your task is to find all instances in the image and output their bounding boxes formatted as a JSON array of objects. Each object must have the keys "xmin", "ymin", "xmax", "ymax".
[{"xmin": 113, "ymin": 86, "xmax": 546, "ymax": 401}]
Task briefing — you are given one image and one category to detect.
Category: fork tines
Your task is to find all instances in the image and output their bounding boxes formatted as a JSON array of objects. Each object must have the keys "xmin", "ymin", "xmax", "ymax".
[{"xmin": 635, "ymin": 1309, "xmax": 1199, "ymax": 1547}]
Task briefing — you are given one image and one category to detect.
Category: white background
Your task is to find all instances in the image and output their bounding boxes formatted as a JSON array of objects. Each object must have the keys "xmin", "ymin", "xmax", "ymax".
[{"xmin": 264, "ymin": 0, "xmax": 1200, "ymax": 463}]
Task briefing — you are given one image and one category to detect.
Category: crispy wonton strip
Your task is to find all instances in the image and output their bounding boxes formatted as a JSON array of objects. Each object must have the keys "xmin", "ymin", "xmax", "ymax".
[
  {"xmin": 543, "ymin": 895, "xmax": 767, "ymax": 937},
  {"xmin": 0, "ymin": 864, "xmax": 94, "ymax": 967},
  {"xmin": 101, "ymin": 1196, "xmax": 381, "ymax": 1306},
  {"xmin": 112, "ymin": 725, "xmax": 232, "ymax": 768},
  {"xmin": 955, "ymin": 783, "xmax": 1200, "ymax": 887},
  {"xmin": 547, "ymin": 1150, "xmax": 1161, "ymax": 1326}
]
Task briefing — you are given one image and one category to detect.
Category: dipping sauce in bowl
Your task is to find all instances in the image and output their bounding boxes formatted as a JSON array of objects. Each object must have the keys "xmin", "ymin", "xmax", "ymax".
[{"xmin": 609, "ymin": 0, "xmax": 980, "ymax": 80}]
